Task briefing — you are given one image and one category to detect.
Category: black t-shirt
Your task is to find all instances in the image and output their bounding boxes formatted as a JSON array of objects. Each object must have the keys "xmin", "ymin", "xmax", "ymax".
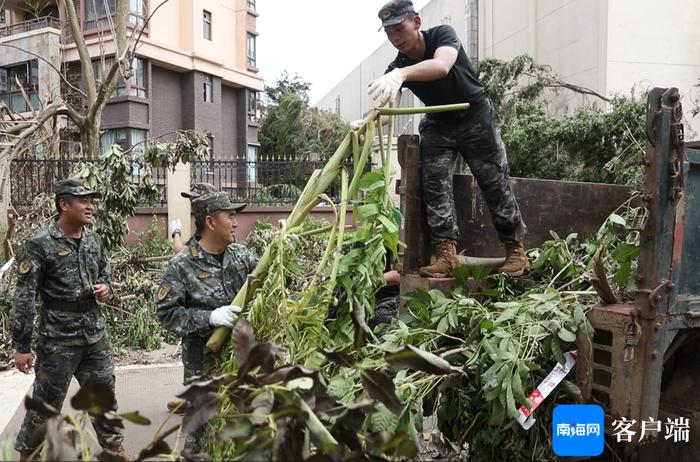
[{"xmin": 386, "ymin": 25, "xmax": 485, "ymax": 110}]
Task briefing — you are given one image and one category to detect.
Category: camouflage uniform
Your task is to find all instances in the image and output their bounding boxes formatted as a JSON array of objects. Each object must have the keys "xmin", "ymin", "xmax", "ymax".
[
  {"xmin": 11, "ymin": 180, "xmax": 123, "ymax": 454},
  {"xmin": 420, "ymin": 98, "xmax": 527, "ymax": 245},
  {"xmin": 156, "ymin": 189, "xmax": 254, "ymax": 454},
  {"xmin": 156, "ymin": 240, "xmax": 256, "ymax": 384}
]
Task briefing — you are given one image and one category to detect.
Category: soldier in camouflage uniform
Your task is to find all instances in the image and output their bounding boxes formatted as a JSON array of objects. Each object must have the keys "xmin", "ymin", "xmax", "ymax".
[
  {"xmin": 169, "ymin": 183, "xmax": 219, "ymax": 254},
  {"xmin": 363, "ymin": 0, "xmax": 528, "ymax": 277},
  {"xmin": 156, "ymin": 187, "xmax": 257, "ymax": 454},
  {"xmin": 11, "ymin": 179, "xmax": 128, "ymax": 461}
]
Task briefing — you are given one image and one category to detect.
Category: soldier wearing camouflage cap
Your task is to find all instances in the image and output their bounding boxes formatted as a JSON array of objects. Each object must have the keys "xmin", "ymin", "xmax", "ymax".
[
  {"xmin": 157, "ymin": 187, "xmax": 255, "ymax": 454},
  {"xmin": 11, "ymin": 179, "xmax": 129, "ymax": 461},
  {"xmin": 356, "ymin": 0, "xmax": 528, "ymax": 278},
  {"xmin": 169, "ymin": 183, "xmax": 246, "ymax": 254}
]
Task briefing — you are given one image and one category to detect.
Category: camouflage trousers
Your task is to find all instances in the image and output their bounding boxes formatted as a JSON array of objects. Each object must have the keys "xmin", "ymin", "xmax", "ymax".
[
  {"xmin": 15, "ymin": 337, "xmax": 123, "ymax": 454},
  {"xmin": 419, "ymin": 97, "xmax": 527, "ymax": 246}
]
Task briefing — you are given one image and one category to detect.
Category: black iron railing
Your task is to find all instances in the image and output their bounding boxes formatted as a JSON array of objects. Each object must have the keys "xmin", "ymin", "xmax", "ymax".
[
  {"xmin": 11, "ymin": 157, "xmax": 374, "ymax": 209},
  {"xmin": 190, "ymin": 158, "xmax": 374, "ymax": 205},
  {"xmin": 0, "ymin": 17, "xmax": 62, "ymax": 37},
  {"xmin": 10, "ymin": 158, "xmax": 167, "ymax": 208}
]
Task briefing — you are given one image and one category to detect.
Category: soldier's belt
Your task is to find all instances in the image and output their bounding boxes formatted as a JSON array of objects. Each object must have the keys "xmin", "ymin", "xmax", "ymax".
[{"xmin": 43, "ymin": 298, "xmax": 98, "ymax": 313}]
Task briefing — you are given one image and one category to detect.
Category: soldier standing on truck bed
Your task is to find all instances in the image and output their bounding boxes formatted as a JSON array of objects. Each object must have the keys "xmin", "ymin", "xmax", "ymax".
[
  {"xmin": 10, "ymin": 179, "xmax": 129, "ymax": 461},
  {"xmin": 358, "ymin": 0, "xmax": 529, "ymax": 277},
  {"xmin": 156, "ymin": 186, "xmax": 257, "ymax": 455}
]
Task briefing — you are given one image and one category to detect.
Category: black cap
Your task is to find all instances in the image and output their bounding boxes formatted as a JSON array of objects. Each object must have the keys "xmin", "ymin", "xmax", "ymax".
[
  {"xmin": 54, "ymin": 179, "xmax": 102, "ymax": 198},
  {"xmin": 378, "ymin": 0, "xmax": 416, "ymax": 30}
]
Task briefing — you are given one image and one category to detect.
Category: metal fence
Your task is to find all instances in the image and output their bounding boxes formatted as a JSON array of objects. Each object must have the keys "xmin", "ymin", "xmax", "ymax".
[
  {"xmin": 10, "ymin": 158, "xmax": 168, "ymax": 209},
  {"xmin": 190, "ymin": 159, "xmax": 374, "ymax": 206},
  {"xmin": 0, "ymin": 16, "xmax": 62, "ymax": 37},
  {"xmin": 10, "ymin": 158, "xmax": 372, "ymax": 209}
]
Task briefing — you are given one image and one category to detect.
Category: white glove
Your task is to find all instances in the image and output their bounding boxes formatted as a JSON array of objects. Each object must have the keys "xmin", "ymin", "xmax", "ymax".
[
  {"xmin": 350, "ymin": 119, "xmax": 364, "ymax": 131},
  {"xmin": 368, "ymin": 68, "xmax": 406, "ymax": 106},
  {"xmin": 169, "ymin": 219, "xmax": 182, "ymax": 237},
  {"xmin": 209, "ymin": 305, "xmax": 242, "ymax": 328}
]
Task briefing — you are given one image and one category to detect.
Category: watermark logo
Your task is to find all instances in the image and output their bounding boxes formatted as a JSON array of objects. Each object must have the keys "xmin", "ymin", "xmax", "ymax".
[{"xmin": 553, "ymin": 404, "xmax": 604, "ymax": 456}]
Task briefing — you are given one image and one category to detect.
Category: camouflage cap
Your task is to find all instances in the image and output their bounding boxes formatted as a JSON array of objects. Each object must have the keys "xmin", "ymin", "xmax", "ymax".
[
  {"xmin": 378, "ymin": 0, "xmax": 416, "ymax": 30},
  {"xmin": 181, "ymin": 182, "xmax": 218, "ymax": 200},
  {"xmin": 191, "ymin": 191, "xmax": 246, "ymax": 219},
  {"xmin": 54, "ymin": 179, "xmax": 102, "ymax": 198}
]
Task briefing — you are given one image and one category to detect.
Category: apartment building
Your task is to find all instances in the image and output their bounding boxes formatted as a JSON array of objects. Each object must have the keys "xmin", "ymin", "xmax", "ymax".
[
  {"xmin": 317, "ymin": 0, "xmax": 699, "ymax": 138},
  {"xmin": 0, "ymin": 0, "xmax": 263, "ymax": 160}
]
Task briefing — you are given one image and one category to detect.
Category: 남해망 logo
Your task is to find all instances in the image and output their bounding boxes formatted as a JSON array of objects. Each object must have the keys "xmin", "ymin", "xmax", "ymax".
[{"xmin": 552, "ymin": 404, "xmax": 604, "ymax": 456}]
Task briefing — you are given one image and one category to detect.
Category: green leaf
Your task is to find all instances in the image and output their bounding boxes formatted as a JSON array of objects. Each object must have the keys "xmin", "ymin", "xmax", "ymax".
[
  {"xmin": 355, "ymin": 203, "xmax": 380, "ymax": 219},
  {"xmin": 452, "ymin": 265, "xmax": 469, "ymax": 286},
  {"xmin": 360, "ymin": 369, "xmax": 402, "ymax": 415},
  {"xmin": 551, "ymin": 337, "xmax": 567, "ymax": 365},
  {"xmin": 511, "ymin": 372, "xmax": 531, "ymax": 411},
  {"xmin": 299, "ymin": 399, "xmax": 339, "ymax": 453},
  {"xmin": 506, "ymin": 382, "xmax": 519, "ymax": 419},
  {"xmin": 377, "ymin": 214, "xmax": 399, "ymax": 233},
  {"xmin": 385, "ymin": 345, "xmax": 455, "ymax": 375},
  {"xmin": 115, "ymin": 411, "xmax": 151, "ymax": 425},
  {"xmin": 558, "ymin": 328, "xmax": 577, "ymax": 343}
]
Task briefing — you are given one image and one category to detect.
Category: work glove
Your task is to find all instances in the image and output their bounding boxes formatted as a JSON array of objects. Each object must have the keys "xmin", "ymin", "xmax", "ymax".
[
  {"xmin": 350, "ymin": 119, "xmax": 364, "ymax": 131},
  {"xmin": 368, "ymin": 68, "xmax": 406, "ymax": 106},
  {"xmin": 169, "ymin": 219, "xmax": 182, "ymax": 237},
  {"xmin": 209, "ymin": 305, "xmax": 242, "ymax": 328}
]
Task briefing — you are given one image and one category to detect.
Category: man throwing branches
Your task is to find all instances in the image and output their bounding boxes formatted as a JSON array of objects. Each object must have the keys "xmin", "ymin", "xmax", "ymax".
[{"xmin": 366, "ymin": 0, "xmax": 528, "ymax": 277}]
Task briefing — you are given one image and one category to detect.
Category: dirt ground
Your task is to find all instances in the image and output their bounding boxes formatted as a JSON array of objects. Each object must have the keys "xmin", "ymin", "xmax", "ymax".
[{"xmin": 113, "ymin": 341, "xmax": 181, "ymax": 366}]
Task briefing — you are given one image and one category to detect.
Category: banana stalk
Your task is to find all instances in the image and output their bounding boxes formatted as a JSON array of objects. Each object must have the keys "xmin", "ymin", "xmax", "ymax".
[{"xmin": 206, "ymin": 103, "xmax": 469, "ymax": 352}]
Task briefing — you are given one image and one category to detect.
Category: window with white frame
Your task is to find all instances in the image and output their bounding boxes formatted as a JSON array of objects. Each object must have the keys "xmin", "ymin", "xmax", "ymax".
[
  {"xmin": 247, "ymin": 144, "xmax": 258, "ymax": 183},
  {"xmin": 247, "ymin": 0, "xmax": 256, "ymax": 12},
  {"xmin": 246, "ymin": 33, "xmax": 257, "ymax": 69},
  {"xmin": 203, "ymin": 10, "xmax": 212, "ymax": 40}
]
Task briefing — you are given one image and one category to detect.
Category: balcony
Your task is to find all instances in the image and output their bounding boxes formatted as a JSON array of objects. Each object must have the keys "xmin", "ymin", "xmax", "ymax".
[{"xmin": 0, "ymin": 16, "xmax": 62, "ymax": 38}]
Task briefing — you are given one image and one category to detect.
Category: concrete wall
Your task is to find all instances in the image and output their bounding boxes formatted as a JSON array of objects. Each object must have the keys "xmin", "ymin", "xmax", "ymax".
[
  {"xmin": 479, "ymin": 0, "xmax": 606, "ymax": 115},
  {"xmin": 317, "ymin": 0, "xmax": 466, "ymax": 129},
  {"xmin": 0, "ymin": 28, "xmax": 62, "ymax": 100},
  {"xmin": 605, "ymin": 0, "xmax": 700, "ymax": 138},
  {"xmin": 125, "ymin": 206, "xmax": 354, "ymax": 247}
]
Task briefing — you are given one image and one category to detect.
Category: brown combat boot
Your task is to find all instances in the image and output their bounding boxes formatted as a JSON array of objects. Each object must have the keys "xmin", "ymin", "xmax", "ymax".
[
  {"xmin": 497, "ymin": 241, "xmax": 529, "ymax": 276},
  {"xmin": 98, "ymin": 445, "xmax": 132, "ymax": 462},
  {"xmin": 419, "ymin": 240, "xmax": 459, "ymax": 278},
  {"xmin": 166, "ymin": 399, "xmax": 189, "ymax": 414}
]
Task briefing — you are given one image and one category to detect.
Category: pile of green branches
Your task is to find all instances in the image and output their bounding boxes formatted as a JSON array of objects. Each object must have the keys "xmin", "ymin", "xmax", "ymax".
[{"xmin": 197, "ymin": 104, "xmax": 644, "ymax": 460}]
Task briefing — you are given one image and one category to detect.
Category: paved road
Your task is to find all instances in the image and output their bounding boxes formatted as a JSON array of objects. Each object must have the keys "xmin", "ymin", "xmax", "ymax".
[{"xmin": 0, "ymin": 363, "xmax": 186, "ymax": 459}]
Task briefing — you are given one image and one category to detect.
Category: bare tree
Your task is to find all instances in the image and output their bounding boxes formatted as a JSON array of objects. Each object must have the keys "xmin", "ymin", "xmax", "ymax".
[{"xmin": 0, "ymin": 0, "xmax": 167, "ymax": 161}]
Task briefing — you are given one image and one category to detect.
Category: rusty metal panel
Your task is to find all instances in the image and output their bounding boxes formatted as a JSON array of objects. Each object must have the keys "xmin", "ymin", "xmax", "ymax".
[
  {"xmin": 454, "ymin": 175, "xmax": 633, "ymax": 257},
  {"xmin": 398, "ymin": 134, "xmax": 431, "ymax": 274},
  {"xmin": 577, "ymin": 304, "xmax": 649, "ymax": 424},
  {"xmin": 671, "ymin": 147, "xmax": 700, "ymax": 306}
]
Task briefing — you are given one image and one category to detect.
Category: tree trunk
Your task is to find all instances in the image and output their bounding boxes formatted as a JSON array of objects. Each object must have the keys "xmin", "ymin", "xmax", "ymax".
[{"xmin": 82, "ymin": 118, "xmax": 101, "ymax": 160}]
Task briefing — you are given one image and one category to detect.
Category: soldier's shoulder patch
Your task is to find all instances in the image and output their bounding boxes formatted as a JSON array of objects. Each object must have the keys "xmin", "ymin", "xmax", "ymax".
[
  {"xmin": 157, "ymin": 282, "xmax": 172, "ymax": 301},
  {"xmin": 57, "ymin": 249, "xmax": 70, "ymax": 257},
  {"xmin": 198, "ymin": 271, "xmax": 212, "ymax": 280},
  {"xmin": 18, "ymin": 259, "xmax": 31, "ymax": 274}
]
